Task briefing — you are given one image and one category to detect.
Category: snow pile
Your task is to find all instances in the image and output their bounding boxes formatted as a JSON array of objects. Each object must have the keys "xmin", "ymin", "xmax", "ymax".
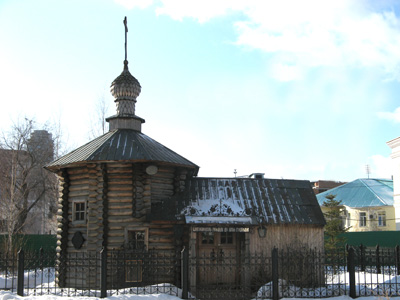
[
  {"xmin": 0, "ymin": 270, "xmax": 181, "ymax": 298},
  {"xmin": 0, "ymin": 291, "xmax": 182, "ymax": 300},
  {"xmin": 257, "ymin": 279, "xmax": 347, "ymax": 298},
  {"xmin": 256, "ymin": 271, "xmax": 400, "ymax": 298},
  {"xmin": 0, "ymin": 268, "xmax": 55, "ymax": 289}
]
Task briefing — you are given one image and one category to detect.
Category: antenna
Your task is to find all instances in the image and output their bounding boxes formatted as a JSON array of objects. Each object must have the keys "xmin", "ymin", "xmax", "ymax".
[{"xmin": 365, "ymin": 164, "xmax": 371, "ymax": 179}]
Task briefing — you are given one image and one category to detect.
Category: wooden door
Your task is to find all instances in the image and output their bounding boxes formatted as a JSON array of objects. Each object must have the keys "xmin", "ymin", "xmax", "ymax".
[{"xmin": 197, "ymin": 231, "xmax": 241, "ymax": 286}]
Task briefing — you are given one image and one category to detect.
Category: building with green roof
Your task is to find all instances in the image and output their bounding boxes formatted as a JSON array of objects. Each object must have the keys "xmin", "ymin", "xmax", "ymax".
[{"xmin": 316, "ymin": 178, "xmax": 395, "ymax": 232}]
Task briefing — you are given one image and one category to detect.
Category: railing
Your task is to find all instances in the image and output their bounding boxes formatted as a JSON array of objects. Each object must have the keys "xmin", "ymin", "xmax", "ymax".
[
  {"xmin": 0, "ymin": 248, "xmax": 180, "ymax": 298},
  {"xmin": 1, "ymin": 245, "xmax": 400, "ymax": 299}
]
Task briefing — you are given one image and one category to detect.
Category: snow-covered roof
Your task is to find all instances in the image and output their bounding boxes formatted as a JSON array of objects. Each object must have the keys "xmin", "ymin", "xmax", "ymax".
[{"xmin": 149, "ymin": 177, "xmax": 325, "ymax": 226}]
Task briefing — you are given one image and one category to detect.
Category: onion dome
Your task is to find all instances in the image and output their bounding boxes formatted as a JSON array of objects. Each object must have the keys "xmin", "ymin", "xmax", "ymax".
[
  {"xmin": 110, "ymin": 60, "xmax": 141, "ymax": 101},
  {"xmin": 106, "ymin": 17, "xmax": 145, "ymax": 131}
]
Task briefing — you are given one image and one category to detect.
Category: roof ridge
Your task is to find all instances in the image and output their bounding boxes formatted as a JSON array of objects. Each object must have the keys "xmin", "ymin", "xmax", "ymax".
[
  {"xmin": 136, "ymin": 131, "xmax": 199, "ymax": 167},
  {"xmin": 86, "ymin": 130, "xmax": 119, "ymax": 160},
  {"xmin": 360, "ymin": 178, "xmax": 388, "ymax": 206}
]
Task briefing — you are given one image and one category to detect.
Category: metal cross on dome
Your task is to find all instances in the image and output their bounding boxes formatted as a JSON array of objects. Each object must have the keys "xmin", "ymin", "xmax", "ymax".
[{"xmin": 124, "ymin": 16, "xmax": 128, "ymax": 61}]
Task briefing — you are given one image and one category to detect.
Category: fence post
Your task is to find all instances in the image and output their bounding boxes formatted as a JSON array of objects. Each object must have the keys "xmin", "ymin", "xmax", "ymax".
[
  {"xmin": 272, "ymin": 248, "xmax": 279, "ymax": 300},
  {"xmin": 181, "ymin": 247, "xmax": 189, "ymax": 299},
  {"xmin": 396, "ymin": 245, "xmax": 400, "ymax": 276},
  {"xmin": 376, "ymin": 245, "xmax": 381, "ymax": 274},
  {"xmin": 100, "ymin": 248, "xmax": 107, "ymax": 298},
  {"xmin": 17, "ymin": 249, "xmax": 24, "ymax": 296},
  {"xmin": 359, "ymin": 244, "xmax": 365, "ymax": 272},
  {"xmin": 347, "ymin": 247, "xmax": 356, "ymax": 299},
  {"xmin": 39, "ymin": 247, "xmax": 44, "ymax": 270}
]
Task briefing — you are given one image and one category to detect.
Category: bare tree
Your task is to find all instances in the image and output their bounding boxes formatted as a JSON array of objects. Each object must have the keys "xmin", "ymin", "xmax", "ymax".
[
  {"xmin": 88, "ymin": 93, "xmax": 111, "ymax": 139},
  {"xmin": 0, "ymin": 118, "xmax": 59, "ymax": 253}
]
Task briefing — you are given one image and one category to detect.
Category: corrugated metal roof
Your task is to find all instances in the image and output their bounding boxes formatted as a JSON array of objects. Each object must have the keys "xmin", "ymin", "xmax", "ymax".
[
  {"xmin": 45, "ymin": 129, "xmax": 199, "ymax": 171},
  {"xmin": 174, "ymin": 178, "xmax": 325, "ymax": 226},
  {"xmin": 316, "ymin": 178, "xmax": 393, "ymax": 208}
]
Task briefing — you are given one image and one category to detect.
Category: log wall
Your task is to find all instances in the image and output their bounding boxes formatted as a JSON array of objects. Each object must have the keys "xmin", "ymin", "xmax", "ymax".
[
  {"xmin": 66, "ymin": 166, "xmax": 89, "ymax": 252},
  {"xmin": 56, "ymin": 161, "xmax": 192, "ymax": 288}
]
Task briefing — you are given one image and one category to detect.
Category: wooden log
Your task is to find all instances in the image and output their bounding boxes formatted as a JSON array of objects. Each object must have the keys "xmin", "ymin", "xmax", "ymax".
[
  {"xmin": 149, "ymin": 230, "xmax": 174, "ymax": 236},
  {"xmin": 107, "ymin": 191, "xmax": 132, "ymax": 197},
  {"xmin": 108, "ymin": 217, "xmax": 145, "ymax": 224},
  {"xmin": 151, "ymin": 182, "xmax": 174, "ymax": 190},
  {"xmin": 108, "ymin": 231, "xmax": 124, "ymax": 238},
  {"xmin": 68, "ymin": 183, "xmax": 90, "ymax": 190},
  {"xmin": 107, "ymin": 163, "xmax": 133, "ymax": 169},
  {"xmin": 107, "ymin": 209, "xmax": 133, "ymax": 216},
  {"xmin": 67, "ymin": 167, "xmax": 89, "ymax": 175},
  {"xmin": 107, "ymin": 169, "xmax": 133, "ymax": 175},
  {"xmin": 107, "ymin": 186, "xmax": 134, "ymax": 192},
  {"xmin": 69, "ymin": 191, "xmax": 89, "ymax": 198},
  {"xmin": 108, "ymin": 236, "xmax": 125, "ymax": 244},
  {"xmin": 108, "ymin": 197, "xmax": 133, "ymax": 203}
]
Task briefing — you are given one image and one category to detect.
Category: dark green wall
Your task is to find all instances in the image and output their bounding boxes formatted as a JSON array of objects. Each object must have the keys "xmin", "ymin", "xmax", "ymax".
[
  {"xmin": 335, "ymin": 231, "xmax": 400, "ymax": 248},
  {"xmin": 0, "ymin": 234, "xmax": 56, "ymax": 251}
]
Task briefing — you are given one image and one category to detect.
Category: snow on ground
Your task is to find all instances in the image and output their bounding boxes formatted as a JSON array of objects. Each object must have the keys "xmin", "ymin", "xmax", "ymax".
[
  {"xmin": 2, "ymin": 268, "xmax": 400, "ymax": 300},
  {"xmin": 0, "ymin": 292, "xmax": 398, "ymax": 300}
]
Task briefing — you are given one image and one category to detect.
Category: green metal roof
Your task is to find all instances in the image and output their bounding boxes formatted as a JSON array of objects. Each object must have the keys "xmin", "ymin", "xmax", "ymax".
[{"xmin": 316, "ymin": 178, "xmax": 393, "ymax": 208}]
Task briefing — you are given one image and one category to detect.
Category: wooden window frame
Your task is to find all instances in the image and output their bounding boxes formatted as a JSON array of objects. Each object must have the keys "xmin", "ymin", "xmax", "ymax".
[
  {"xmin": 72, "ymin": 200, "xmax": 86, "ymax": 223},
  {"xmin": 125, "ymin": 260, "xmax": 143, "ymax": 282},
  {"xmin": 201, "ymin": 232, "xmax": 215, "ymax": 244},
  {"xmin": 220, "ymin": 232, "xmax": 234, "ymax": 245},
  {"xmin": 124, "ymin": 227, "xmax": 149, "ymax": 250}
]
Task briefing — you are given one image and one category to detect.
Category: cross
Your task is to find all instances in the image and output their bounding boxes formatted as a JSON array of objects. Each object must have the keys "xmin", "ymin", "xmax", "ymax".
[{"xmin": 124, "ymin": 16, "xmax": 128, "ymax": 61}]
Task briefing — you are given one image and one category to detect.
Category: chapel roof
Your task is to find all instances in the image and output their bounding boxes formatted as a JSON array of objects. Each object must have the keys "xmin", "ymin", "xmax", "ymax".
[{"xmin": 46, "ymin": 129, "xmax": 198, "ymax": 172}]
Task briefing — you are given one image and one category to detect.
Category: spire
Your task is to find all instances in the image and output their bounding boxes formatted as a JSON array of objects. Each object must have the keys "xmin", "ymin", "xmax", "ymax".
[
  {"xmin": 124, "ymin": 16, "xmax": 128, "ymax": 62},
  {"xmin": 106, "ymin": 16, "xmax": 145, "ymax": 132}
]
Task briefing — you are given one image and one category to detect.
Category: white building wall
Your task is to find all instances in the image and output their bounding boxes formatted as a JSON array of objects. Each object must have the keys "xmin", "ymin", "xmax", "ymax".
[{"xmin": 387, "ymin": 137, "xmax": 400, "ymax": 230}]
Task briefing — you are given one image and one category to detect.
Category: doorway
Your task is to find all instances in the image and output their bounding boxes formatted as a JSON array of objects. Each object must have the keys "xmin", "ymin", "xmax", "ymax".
[{"xmin": 196, "ymin": 231, "xmax": 243, "ymax": 286}]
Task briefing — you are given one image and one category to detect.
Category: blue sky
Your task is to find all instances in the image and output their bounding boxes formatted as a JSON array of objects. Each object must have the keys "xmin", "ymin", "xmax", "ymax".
[{"xmin": 1, "ymin": 0, "xmax": 400, "ymax": 181}]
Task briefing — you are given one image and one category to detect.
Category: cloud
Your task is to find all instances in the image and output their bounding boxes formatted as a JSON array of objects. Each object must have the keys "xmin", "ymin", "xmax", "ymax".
[
  {"xmin": 114, "ymin": 0, "xmax": 154, "ymax": 10},
  {"xmin": 378, "ymin": 107, "xmax": 400, "ymax": 123},
  {"xmin": 155, "ymin": 0, "xmax": 245, "ymax": 22},
  {"xmin": 269, "ymin": 62, "xmax": 303, "ymax": 82},
  {"xmin": 154, "ymin": 0, "xmax": 400, "ymax": 81},
  {"xmin": 369, "ymin": 154, "xmax": 392, "ymax": 179}
]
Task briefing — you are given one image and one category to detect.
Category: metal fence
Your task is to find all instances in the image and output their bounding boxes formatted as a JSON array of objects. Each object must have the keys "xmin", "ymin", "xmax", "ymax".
[{"xmin": 1, "ymin": 245, "xmax": 400, "ymax": 299}]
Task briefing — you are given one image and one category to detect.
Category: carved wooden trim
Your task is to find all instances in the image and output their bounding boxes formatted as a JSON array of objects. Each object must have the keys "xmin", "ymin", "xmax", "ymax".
[{"xmin": 57, "ymin": 168, "xmax": 70, "ymax": 288}]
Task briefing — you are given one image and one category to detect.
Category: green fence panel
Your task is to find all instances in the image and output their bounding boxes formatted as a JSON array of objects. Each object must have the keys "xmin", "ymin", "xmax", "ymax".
[
  {"xmin": 0, "ymin": 234, "xmax": 56, "ymax": 252},
  {"xmin": 327, "ymin": 231, "xmax": 400, "ymax": 248}
]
